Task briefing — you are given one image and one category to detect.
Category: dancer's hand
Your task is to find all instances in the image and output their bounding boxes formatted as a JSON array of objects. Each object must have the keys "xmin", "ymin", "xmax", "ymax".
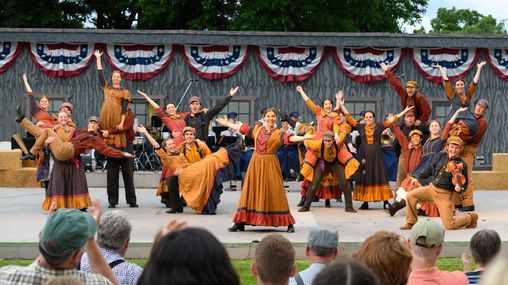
[
  {"xmin": 335, "ymin": 90, "xmax": 344, "ymax": 105},
  {"xmin": 415, "ymin": 119, "xmax": 421, "ymax": 126},
  {"xmin": 136, "ymin": 90, "xmax": 148, "ymax": 98},
  {"xmin": 101, "ymin": 130, "xmax": 109, "ymax": 137},
  {"xmin": 379, "ymin": 62, "xmax": 389, "ymax": 72},
  {"xmin": 216, "ymin": 116, "xmax": 229, "ymax": 127},
  {"xmin": 229, "ymin": 86, "xmax": 240, "ymax": 97},
  {"xmin": 137, "ymin": 125, "xmax": 147, "ymax": 134},
  {"xmin": 386, "ymin": 113, "xmax": 396, "ymax": 124},
  {"xmin": 303, "ymin": 133, "xmax": 315, "ymax": 140},
  {"xmin": 44, "ymin": 136, "xmax": 56, "ymax": 146},
  {"xmin": 22, "ymin": 73, "xmax": 28, "ymax": 82},
  {"xmin": 92, "ymin": 50, "xmax": 103, "ymax": 58},
  {"xmin": 116, "ymin": 122, "xmax": 124, "ymax": 130},
  {"xmin": 296, "ymin": 85, "xmax": 304, "ymax": 94},
  {"xmin": 174, "ymin": 168, "xmax": 183, "ymax": 176},
  {"xmin": 123, "ymin": 152, "xmax": 134, "ymax": 158},
  {"xmin": 477, "ymin": 61, "xmax": 487, "ymax": 69},
  {"xmin": 347, "ymin": 143, "xmax": 357, "ymax": 154}
]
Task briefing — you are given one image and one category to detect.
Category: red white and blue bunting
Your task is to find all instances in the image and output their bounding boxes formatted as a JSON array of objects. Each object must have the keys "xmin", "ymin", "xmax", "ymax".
[
  {"xmin": 28, "ymin": 43, "xmax": 94, "ymax": 77},
  {"xmin": 411, "ymin": 48, "xmax": 479, "ymax": 84},
  {"xmin": 182, "ymin": 45, "xmax": 250, "ymax": 80},
  {"xmin": 103, "ymin": 44, "xmax": 175, "ymax": 81},
  {"xmin": 333, "ymin": 47, "xmax": 404, "ymax": 83},
  {"xmin": 484, "ymin": 48, "xmax": 508, "ymax": 81},
  {"xmin": 256, "ymin": 46, "xmax": 326, "ymax": 83},
  {"xmin": 0, "ymin": 42, "xmax": 23, "ymax": 73}
]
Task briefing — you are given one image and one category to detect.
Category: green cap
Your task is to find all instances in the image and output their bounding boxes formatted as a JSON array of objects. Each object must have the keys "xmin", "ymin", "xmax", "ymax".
[
  {"xmin": 40, "ymin": 209, "xmax": 96, "ymax": 255},
  {"xmin": 410, "ymin": 219, "xmax": 444, "ymax": 248}
]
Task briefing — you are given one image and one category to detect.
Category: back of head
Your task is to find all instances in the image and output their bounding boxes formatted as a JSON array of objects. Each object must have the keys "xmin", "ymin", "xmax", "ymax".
[
  {"xmin": 39, "ymin": 209, "xmax": 96, "ymax": 266},
  {"xmin": 96, "ymin": 210, "xmax": 132, "ymax": 252},
  {"xmin": 255, "ymin": 234, "xmax": 295, "ymax": 284},
  {"xmin": 410, "ymin": 219, "xmax": 444, "ymax": 259},
  {"xmin": 353, "ymin": 231, "xmax": 412, "ymax": 285},
  {"xmin": 470, "ymin": 229, "xmax": 501, "ymax": 267},
  {"xmin": 479, "ymin": 255, "xmax": 508, "ymax": 285},
  {"xmin": 139, "ymin": 228, "xmax": 239, "ymax": 285},
  {"xmin": 312, "ymin": 259, "xmax": 380, "ymax": 285},
  {"xmin": 45, "ymin": 276, "xmax": 84, "ymax": 285},
  {"xmin": 308, "ymin": 228, "xmax": 339, "ymax": 258}
]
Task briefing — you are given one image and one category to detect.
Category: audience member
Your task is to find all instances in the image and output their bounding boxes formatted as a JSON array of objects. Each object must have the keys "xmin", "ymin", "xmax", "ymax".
[
  {"xmin": 463, "ymin": 229, "xmax": 501, "ymax": 284},
  {"xmin": 0, "ymin": 202, "xmax": 116, "ymax": 285},
  {"xmin": 478, "ymin": 255, "xmax": 508, "ymax": 285},
  {"xmin": 312, "ymin": 259, "xmax": 380, "ymax": 285},
  {"xmin": 252, "ymin": 234, "xmax": 295, "ymax": 285},
  {"xmin": 138, "ymin": 227, "xmax": 239, "ymax": 285},
  {"xmin": 45, "ymin": 276, "xmax": 84, "ymax": 285},
  {"xmin": 80, "ymin": 210, "xmax": 142, "ymax": 285},
  {"xmin": 353, "ymin": 231, "xmax": 412, "ymax": 285},
  {"xmin": 289, "ymin": 229, "xmax": 338, "ymax": 285},
  {"xmin": 407, "ymin": 219, "xmax": 468, "ymax": 285}
]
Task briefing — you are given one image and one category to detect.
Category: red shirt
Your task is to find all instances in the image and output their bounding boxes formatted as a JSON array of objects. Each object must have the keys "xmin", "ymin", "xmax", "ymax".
[{"xmin": 72, "ymin": 129, "xmax": 125, "ymax": 158}]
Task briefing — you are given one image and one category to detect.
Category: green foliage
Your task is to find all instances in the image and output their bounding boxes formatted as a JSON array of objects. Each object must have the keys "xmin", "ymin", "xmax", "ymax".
[
  {"xmin": 429, "ymin": 7, "xmax": 506, "ymax": 34},
  {"xmin": 0, "ymin": 0, "xmax": 87, "ymax": 28},
  {"xmin": 84, "ymin": 0, "xmax": 139, "ymax": 29}
]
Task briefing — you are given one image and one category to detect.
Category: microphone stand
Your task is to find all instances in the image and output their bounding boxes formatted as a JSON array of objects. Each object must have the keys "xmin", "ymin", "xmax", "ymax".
[{"xmin": 176, "ymin": 79, "xmax": 196, "ymax": 110}]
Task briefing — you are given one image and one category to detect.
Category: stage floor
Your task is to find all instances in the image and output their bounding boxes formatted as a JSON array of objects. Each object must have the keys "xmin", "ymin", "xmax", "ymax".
[{"xmin": 1, "ymin": 181, "xmax": 507, "ymax": 259}]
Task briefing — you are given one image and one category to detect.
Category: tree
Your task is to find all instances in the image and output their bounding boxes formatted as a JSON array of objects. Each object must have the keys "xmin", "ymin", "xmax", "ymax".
[
  {"xmin": 429, "ymin": 7, "xmax": 506, "ymax": 34},
  {"xmin": 0, "ymin": 0, "xmax": 87, "ymax": 28},
  {"xmin": 85, "ymin": 0, "xmax": 138, "ymax": 29}
]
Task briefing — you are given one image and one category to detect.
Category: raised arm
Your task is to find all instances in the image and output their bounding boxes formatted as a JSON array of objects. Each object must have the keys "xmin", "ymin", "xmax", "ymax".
[
  {"xmin": 335, "ymin": 90, "xmax": 344, "ymax": 111},
  {"xmin": 472, "ymin": 61, "xmax": 487, "ymax": 84},
  {"xmin": 435, "ymin": 64, "xmax": 448, "ymax": 81},
  {"xmin": 22, "ymin": 73, "xmax": 33, "ymax": 93},
  {"xmin": 93, "ymin": 50, "xmax": 103, "ymax": 70},
  {"xmin": 338, "ymin": 97, "xmax": 358, "ymax": 127},
  {"xmin": 137, "ymin": 90, "xmax": 161, "ymax": 109},
  {"xmin": 296, "ymin": 85, "xmax": 310, "ymax": 101},
  {"xmin": 448, "ymin": 107, "xmax": 468, "ymax": 124},
  {"xmin": 137, "ymin": 125, "xmax": 160, "ymax": 149},
  {"xmin": 206, "ymin": 86, "xmax": 239, "ymax": 119}
]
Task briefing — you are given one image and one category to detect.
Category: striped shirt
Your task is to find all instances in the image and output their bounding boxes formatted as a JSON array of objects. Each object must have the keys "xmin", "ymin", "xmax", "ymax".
[
  {"xmin": 465, "ymin": 270, "xmax": 482, "ymax": 285},
  {"xmin": 0, "ymin": 261, "xmax": 112, "ymax": 285},
  {"xmin": 80, "ymin": 248, "xmax": 143, "ymax": 285}
]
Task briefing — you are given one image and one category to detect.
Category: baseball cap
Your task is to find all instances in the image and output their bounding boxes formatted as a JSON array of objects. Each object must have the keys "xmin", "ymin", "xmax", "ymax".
[
  {"xmin": 308, "ymin": 228, "xmax": 339, "ymax": 249},
  {"xmin": 39, "ymin": 209, "xmax": 96, "ymax": 255},
  {"xmin": 88, "ymin": 116, "xmax": 100, "ymax": 124},
  {"xmin": 227, "ymin": 112, "xmax": 238, "ymax": 119},
  {"xmin": 410, "ymin": 219, "xmax": 444, "ymax": 248}
]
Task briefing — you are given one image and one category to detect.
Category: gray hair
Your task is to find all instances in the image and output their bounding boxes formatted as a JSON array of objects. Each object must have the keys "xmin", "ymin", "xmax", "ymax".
[{"xmin": 96, "ymin": 210, "xmax": 132, "ymax": 251}]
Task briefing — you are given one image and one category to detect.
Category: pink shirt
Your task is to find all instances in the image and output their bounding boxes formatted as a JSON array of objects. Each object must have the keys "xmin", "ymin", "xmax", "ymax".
[{"xmin": 408, "ymin": 268, "xmax": 468, "ymax": 285}]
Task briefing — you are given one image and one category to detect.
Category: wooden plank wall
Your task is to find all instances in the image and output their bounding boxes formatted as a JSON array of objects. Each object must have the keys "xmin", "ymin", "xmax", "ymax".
[{"xmin": 1, "ymin": 46, "xmax": 505, "ymax": 165}]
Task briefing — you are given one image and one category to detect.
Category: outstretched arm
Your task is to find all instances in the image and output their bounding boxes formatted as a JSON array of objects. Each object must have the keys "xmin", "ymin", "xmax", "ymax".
[
  {"xmin": 448, "ymin": 107, "xmax": 469, "ymax": 124},
  {"xmin": 435, "ymin": 64, "xmax": 448, "ymax": 81},
  {"xmin": 137, "ymin": 90, "xmax": 161, "ymax": 109},
  {"xmin": 335, "ymin": 90, "xmax": 344, "ymax": 111},
  {"xmin": 289, "ymin": 133, "xmax": 315, "ymax": 143},
  {"xmin": 216, "ymin": 116, "xmax": 242, "ymax": 132},
  {"xmin": 22, "ymin": 73, "xmax": 33, "ymax": 93},
  {"xmin": 137, "ymin": 125, "xmax": 161, "ymax": 149},
  {"xmin": 296, "ymin": 85, "xmax": 309, "ymax": 101},
  {"xmin": 93, "ymin": 50, "xmax": 103, "ymax": 70},
  {"xmin": 473, "ymin": 61, "xmax": 487, "ymax": 84}
]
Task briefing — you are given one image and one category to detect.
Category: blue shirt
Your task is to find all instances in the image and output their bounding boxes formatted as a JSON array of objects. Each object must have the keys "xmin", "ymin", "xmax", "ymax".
[{"xmin": 289, "ymin": 263, "xmax": 327, "ymax": 285}]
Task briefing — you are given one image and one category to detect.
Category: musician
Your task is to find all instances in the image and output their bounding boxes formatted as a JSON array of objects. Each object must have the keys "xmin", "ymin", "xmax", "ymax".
[
  {"xmin": 400, "ymin": 136, "xmax": 478, "ymax": 231},
  {"xmin": 102, "ymin": 101, "xmax": 138, "ymax": 208}
]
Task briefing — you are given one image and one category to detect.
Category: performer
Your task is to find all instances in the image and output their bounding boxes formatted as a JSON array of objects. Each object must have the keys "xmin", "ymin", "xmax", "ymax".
[
  {"xmin": 441, "ymin": 100, "xmax": 489, "ymax": 212},
  {"xmin": 297, "ymin": 131, "xmax": 356, "ymax": 213},
  {"xmin": 17, "ymin": 108, "xmax": 133, "ymax": 162},
  {"xmin": 295, "ymin": 86, "xmax": 352, "ymax": 208},
  {"xmin": 137, "ymin": 90, "xmax": 187, "ymax": 146},
  {"xmin": 435, "ymin": 61, "xmax": 487, "ymax": 137},
  {"xmin": 217, "ymin": 108, "xmax": 314, "ymax": 233},
  {"xmin": 41, "ymin": 111, "xmax": 92, "ymax": 211},
  {"xmin": 137, "ymin": 125, "xmax": 236, "ymax": 215},
  {"xmin": 180, "ymin": 127, "xmax": 212, "ymax": 163},
  {"xmin": 338, "ymin": 95, "xmax": 393, "ymax": 210},
  {"xmin": 277, "ymin": 117, "xmax": 300, "ymax": 180},
  {"xmin": 92, "ymin": 50, "xmax": 132, "ymax": 148},
  {"xmin": 185, "ymin": 86, "xmax": 239, "ymax": 141},
  {"xmin": 101, "ymin": 101, "xmax": 138, "ymax": 208},
  {"xmin": 153, "ymin": 138, "xmax": 180, "ymax": 209},
  {"xmin": 400, "ymin": 136, "xmax": 478, "ymax": 231},
  {"xmin": 59, "ymin": 102, "xmax": 76, "ymax": 128},
  {"xmin": 379, "ymin": 62, "xmax": 431, "ymax": 125},
  {"xmin": 22, "ymin": 73, "xmax": 58, "ymax": 129}
]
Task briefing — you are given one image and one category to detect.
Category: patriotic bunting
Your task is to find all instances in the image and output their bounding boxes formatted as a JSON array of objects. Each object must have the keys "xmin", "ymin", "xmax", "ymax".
[
  {"xmin": 182, "ymin": 45, "xmax": 250, "ymax": 80},
  {"xmin": 484, "ymin": 48, "xmax": 508, "ymax": 81},
  {"xmin": 411, "ymin": 48, "xmax": 479, "ymax": 84},
  {"xmin": 256, "ymin": 46, "xmax": 326, "ymax": 83},
  {"xmin": 28, "ymin": 43, "xmax": 94, "ymax": 77},
  {"xmin": 102, "ymin": 44, "xmax": 175, "ymax": 80},
  {"xmin": 0, "ymin": 42, "xmax": 23, "ymax": 73},
  {"xmin": 333, "ymin": 47, "xmax": 404, "ymax": 83}
]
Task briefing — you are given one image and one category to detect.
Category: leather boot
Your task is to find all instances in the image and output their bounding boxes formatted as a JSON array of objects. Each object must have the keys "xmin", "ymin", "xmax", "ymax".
[
  {"xmin": 15, "ymin": 105, "xmax": 25, "ymax": 123},
  {"xmin": 388, "ymin": 200, "xmax": 406, "ymax": 216},
  {"xmin": 297, "ymin": 196, "xmax": 306, "ymax": 207},
  {"xmin": 228, "ymin": 223, "xmax": 245, "ymax": 232},
  {"xmin": 325, "ymin": 199, "xmax": 331, "ymax": 208}
]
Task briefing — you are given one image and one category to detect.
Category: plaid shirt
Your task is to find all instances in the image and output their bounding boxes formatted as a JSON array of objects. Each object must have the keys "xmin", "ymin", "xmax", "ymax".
[
  {"xmin": 289, "ymin": 263, "xmax": 327, "ymax": 285},
  {"xmin": 0, "ymin": 260, "xmax": 112, "ymax": 285},
  {"xmin": 80, "ymin": 248, "xmax": 142, "ymax": 285}
]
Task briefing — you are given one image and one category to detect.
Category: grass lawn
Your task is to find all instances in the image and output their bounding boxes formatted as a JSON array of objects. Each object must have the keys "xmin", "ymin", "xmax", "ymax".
[{"xmin": 0, "ymin": 257, "xmax": 471, "ymax": 285}]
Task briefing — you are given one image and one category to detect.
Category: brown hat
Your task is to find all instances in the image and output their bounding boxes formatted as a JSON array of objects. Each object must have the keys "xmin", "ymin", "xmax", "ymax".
[
  {"xmin": 322, "ymin": 131, "xmax": 334, "ymax": 141},
  {"xmin": 475, "ymin": 99, "xmax": 489, "ymax": 110},
  {"xmin": 406, "ymin": 81, "xmax": 419, "ymax": 88},
  {"xmin": 409, "ymin": 129, "xmax": 423, "ymax": 138},
  {"xmin": 88, "ymin": 116, "xmax": 100, "ymax": 124},
  {"xmin": 60, "ymin": 102, "xmax": 74, "ymax": 112},
  {"xmin": 182, "ymin": 126, "xmax": 196, "ymax": 135},
  {"xmin": 447, "ymin": 136, "xmax": 463, "ymax": 146},
  {"xmin": 188, "ymin": 96, "xmax": 202, "ymax": 105}
]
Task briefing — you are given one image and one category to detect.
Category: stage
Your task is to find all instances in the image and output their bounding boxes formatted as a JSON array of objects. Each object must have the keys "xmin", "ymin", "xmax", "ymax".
[{"xmin": 1, "ymin": 181, "xmax": 507, "ymax": 259}]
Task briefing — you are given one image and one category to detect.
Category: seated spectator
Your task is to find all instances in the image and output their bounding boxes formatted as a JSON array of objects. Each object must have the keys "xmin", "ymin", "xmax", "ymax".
[
  {"xmin": 45, "ymin": 276, "xmax": 84, "ymax": 285},
  {"xmin": 138, "ymin": 227, "xmax": 239, "ymax": 285},
  {"xmin": 80, "ymin": 210, "xmax": 143, "ymax": 285},
  {"xmin": 0, "ymin": 203, "xmax": 116, "ymax": 285},
  {"xmin": 289, "ymin": 229, "xmax": 338, "ymax": 285},
  {"xmin": 252, "ymin": 234, "xmax": 295, "ymax": 285},
  {"xmin": 462, "ymin": 229, "xmax": 501, "ymax": 284},
  {"xmin": 407, "ymin": 219, "xmax": 468, "ymax": 285},
  {"xmin": 479, "ymin": 255, "xmax": 508, "ymax": 285},
  {"xmin": 312, "ymin": 259, "xmax": 380, "ymax": 285},
  {"xmin": 353, "ymin": 231, "xmax": 412, "ymax": 285}
]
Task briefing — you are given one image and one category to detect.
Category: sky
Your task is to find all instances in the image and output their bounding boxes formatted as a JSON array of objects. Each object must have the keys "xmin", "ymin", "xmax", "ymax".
[{"xmin": 403, "ymin": 0, "xmax": 508, "ymax": 33}]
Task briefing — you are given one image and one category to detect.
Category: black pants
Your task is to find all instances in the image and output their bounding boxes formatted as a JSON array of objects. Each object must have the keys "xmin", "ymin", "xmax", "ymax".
[
  {"xmin": 303, "ymin": 159, "xmax": 353, "ymax": 209},
  {"xmin": 106, "ymin": 156, "xmax": 137, "ymax": 205},
  {"xmin": 166, "ymin": 176, "xmax": 183, "ymax": 209}
]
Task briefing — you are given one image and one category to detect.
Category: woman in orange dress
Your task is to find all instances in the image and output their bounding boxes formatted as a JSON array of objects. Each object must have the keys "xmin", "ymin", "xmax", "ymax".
[
  {"xmin": 218, "ymin": 108, "xmax": 314, "ymax": 233},
  {"xmin": 93, "ymin": 50, "xmax": 132, "ymax": 148}
]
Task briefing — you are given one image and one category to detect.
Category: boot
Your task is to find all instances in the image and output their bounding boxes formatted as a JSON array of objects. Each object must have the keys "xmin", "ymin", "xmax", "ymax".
[
  {"xmin": 388, "ymin": 200, "xmax": 406, "ymax": 217},
  {"xmin": 383, "ymin": 200, "xmax": 390, "ymax": 210},
  {"xmin": 297, "ymin": 196, "xmax": 306, "ymax": 207},
  {"xmin": 15, "ymin": 105, "xmax": 25, "ymax": 123},
  {"xmin": 360, "ymin": 202, "xmax": 369, "ymax": 210},
  {"xmin": 228, "ymin": 223, "xmax": 245, "ymax": 232},
  {"xmin": 287, "ymin": 224, "xmax": 295, "ymax": 233},
  {"xmin": 325, "ymin": 199, "xmax": 331, "ymax": 208},
  {"xmin": 20, "ymin": 153, "xmax": 36, "ymax": 160}
]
